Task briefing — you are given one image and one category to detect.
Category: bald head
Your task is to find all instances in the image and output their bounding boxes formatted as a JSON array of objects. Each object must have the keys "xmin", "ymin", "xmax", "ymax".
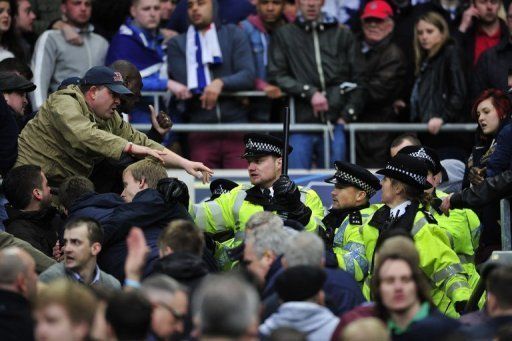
[{"xmin": 0, "ymin": 247, "xmax": 38, "ymax": 300}]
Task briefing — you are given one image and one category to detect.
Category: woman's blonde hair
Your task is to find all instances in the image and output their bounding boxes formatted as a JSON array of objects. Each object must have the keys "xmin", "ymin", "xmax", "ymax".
[{"xmin": 413, "ymin": 12, "xmax": 450, "ymax": 75}]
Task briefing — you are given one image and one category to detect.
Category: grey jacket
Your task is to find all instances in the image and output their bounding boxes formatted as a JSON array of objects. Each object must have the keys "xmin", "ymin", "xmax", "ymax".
[
  {"xmin": 31, "ymin": 26, "xmax": 109, "ymax": 109},
  {"xmin": 259, "ymin": 302, "xmax": 340, "ymax": 340},
  {"xmin": 0, "ymin": 231, "xmax": 55, "ymax": 273},
  {"xmin": 39, "ymin": 262, "xmax": 121, "ymax": 290},
  {"xmin": 167, "ymin": 24, "xmax": 255, "ymax": 123}
]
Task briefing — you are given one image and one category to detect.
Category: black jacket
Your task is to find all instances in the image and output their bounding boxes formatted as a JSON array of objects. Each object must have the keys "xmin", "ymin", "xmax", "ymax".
[
  {"xmin": 454, "ymin": 19, "xmax": 509, "ymax": 71},
  {"xmin": 411, "ymin": 41, "xmax": 467, "ymax": 124},
  {"xmin": 153, "ymin": 252, "xmax": 209, "ymax": 292},
  {"xmin": 357, "ymin": 34, "xmax": 406, "ymax": 167},
  {"xmin": 0, "ymin": 289, "xmax": 34, "ymax": 341},
  {"xmin": 451, "ymin": 169, "xmax": 512, "ymax": 209},
  {"xmin": 98, "ymin": 189, "xmax": 192, "ymax": 281},
  {"xmin": 472, "ymin": 38, "xmax": 512, "ymax": 101},
  {"xmin": 4, "ymin": 206, "xmax": 58, "ymax": 257},
  {"xmin": 268, "ymin": 16, "xmax": 364, "ymax": 123}
]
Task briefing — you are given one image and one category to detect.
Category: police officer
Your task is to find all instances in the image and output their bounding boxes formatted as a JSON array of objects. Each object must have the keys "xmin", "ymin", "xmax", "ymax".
[
  {"xmin": 192, "ymin": 133, "xmax": 324, "ymax": 269},
  {"xmin": 363, "ymin": 154, "xmax": 471, "ymax": 317},
  {"xmin": 398, "ymin": 146, "xmax": 481, "ymax": 293},
  {"xmin": 321, "ymin": 161, "xmax": 381, "ymax": 283}
]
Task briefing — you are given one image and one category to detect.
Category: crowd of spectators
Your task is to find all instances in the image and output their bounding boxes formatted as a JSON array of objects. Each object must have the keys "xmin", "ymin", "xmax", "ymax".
[{"xmin": 2, "ymin": 0, "xmax": 512, "ymax": 340}]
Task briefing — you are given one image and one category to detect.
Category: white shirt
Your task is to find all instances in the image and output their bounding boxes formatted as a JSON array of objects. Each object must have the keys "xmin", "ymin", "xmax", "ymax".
[{"xmin": 390, "ymin": 200, "xmax": 411, "ymax": 219}]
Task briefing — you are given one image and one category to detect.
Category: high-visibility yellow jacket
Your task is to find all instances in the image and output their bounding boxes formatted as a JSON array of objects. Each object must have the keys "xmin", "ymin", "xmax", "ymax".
[
  {"xmin": 322, "ymin": 205, "xmax": 380, "ymax": 282},
  {"xmin": 361, "ymin": 204, "xmax": 472, "ymax": 317},
  {"xmin": 191, "ymin": 184, "xmax": 325, "ymax": 269},
  {"xmin": 431, "ymin": 190, "xmax": 481, "ymax": 291}
]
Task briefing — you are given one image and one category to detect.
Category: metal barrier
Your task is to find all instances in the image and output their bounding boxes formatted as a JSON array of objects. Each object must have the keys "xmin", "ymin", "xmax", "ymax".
[
  {"xmin": 500, "ymin": 199, "xmax": 512, "ymax": 251},
  {"xmin": 139, "ymin": 91, "xmax": 477, "ymax": 166}
]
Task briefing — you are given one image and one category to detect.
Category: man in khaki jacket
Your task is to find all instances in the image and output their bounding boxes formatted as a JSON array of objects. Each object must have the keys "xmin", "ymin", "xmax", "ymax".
[{"xmin": 16, "ymin": 66, "xmax": 212, "ymax": 186}]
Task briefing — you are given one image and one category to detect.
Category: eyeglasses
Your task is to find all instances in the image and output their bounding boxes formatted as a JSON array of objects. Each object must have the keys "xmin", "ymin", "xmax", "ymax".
[{"xmin": 156, "ymin": 302, "xmax": 187, "ymax": 321}]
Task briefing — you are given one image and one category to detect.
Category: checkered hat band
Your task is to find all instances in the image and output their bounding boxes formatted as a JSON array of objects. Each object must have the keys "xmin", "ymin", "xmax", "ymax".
[
  {"xmin": 245, "ymin": 139, "xmax": 282, "ymax": 156},
  {"xmin": 335, "ymin": 170, "xmax": 376, "ymax": 197},
  {"xmin": 385, "ymin": 165, "xmax": 426, "ymax": 185},
  {"xmin": 409, "ymin": 148, "xmax": 435, "ymax": 169}
]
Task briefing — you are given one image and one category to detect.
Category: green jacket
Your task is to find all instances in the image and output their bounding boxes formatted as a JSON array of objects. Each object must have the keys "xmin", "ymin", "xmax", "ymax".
[
  {"xmin": 192, "ymin": 184, "xmax": 325, "ymax": 269},
  {"xmin": 0, "ymin": 231, "xmax": 55, "ymax": 273},
  {"xmin": 362, "ymin": 204, "xmax": 471, "ymax": 317},
  {"xmin": 322, "ymin": 204, "xmax": 380, "ymax": 282},
  {"xmin": 16, "ymin": 85, "xmax": 162, "ymax": 185}
]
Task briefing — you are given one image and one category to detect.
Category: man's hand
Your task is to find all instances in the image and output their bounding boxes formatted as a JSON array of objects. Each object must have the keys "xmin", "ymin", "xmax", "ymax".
[
  {"xmin": 459, "ymin": 6, "xmax": 479, "ymax": 33},
  {"xmin": 124, "ymin": 227, "xmax": 149, "ymax": 283},
  {"xmin": 264, "ymin": 85, "xmax": 283, "ymax": 99},
  {"xmin": 60, "ymin": 22, "xmax": 83, "ymax": 45},
  {"xmin": 440, "ymin": 194, "xmax": 453, "ymax": 216},
  {"xmin": 52, "ymin": 240, "xmax": 64, "ymax": 262},
  {"xmin": 149, "ymin": 105, "xmax": 172, "ymax": 136},
  {"xmin": 273, "ymin": 175, "xmax": 300, "ymax": 203},
  {"xmin": 393, "ymin": 99, "xmax": 406, "ymax": 114},
  {"xmin": 181, "ymin": 159, "xmax": 213, "ymax": 183},
  {"xmin": 311, "ymin": 92, "xmax": 329, "ymax": 117},
  {"xmin": 201, "ymin": 79, "xmax": 223, "ymax": 110},
  {"xmin": 160, "ymin": 28, "xmax": 178, "ymax": 43},
  {"xmin": 126, "ymin": 143, "xmax": 166, "ymax": 163},
  {"xmin": 168, "ymin": 80, "xmax": 192, "ymax": 100},
  {"xmin": 427, "ymin": 117, "xmax": 444, "ymax": 135},
  {"xmin": 468, "ymin": 166, "xmax": 486, "ymax": 186}
]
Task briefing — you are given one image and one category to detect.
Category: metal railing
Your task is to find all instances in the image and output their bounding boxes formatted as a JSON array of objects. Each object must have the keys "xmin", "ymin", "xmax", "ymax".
[
  {"xmin": 141, "ymin": 89, "xmax": 478, "ymax": 167},
  {"xmin": 501, "ymin": 199, "xmax": 512, "ymax": 251}
]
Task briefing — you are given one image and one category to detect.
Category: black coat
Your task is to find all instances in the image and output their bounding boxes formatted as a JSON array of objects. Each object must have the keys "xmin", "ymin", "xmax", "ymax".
[
  {"xmin": 153, "ymin": 252, "xmax": 209, "ymax": 293},
  {"xmin": 357, "ymin": 34, "xmax": 406, "ymax": 167},
  {"xmin": 4, "ymin": 206, "xmax": 58, "ymax": 257},
  {"xmin": 472, "ymin": 38, "xmax": 512, "ymax": 102},
  {"xmin": 0, "ymin": 289, "xmax": 34, "ymax": 341},
  {"xmin": 411, "ymin": 41, "xmax": 467, "ymax": 124},
  {"xmin": 98, "ymin": 189, "xmax": 192, "ymax": 281}
]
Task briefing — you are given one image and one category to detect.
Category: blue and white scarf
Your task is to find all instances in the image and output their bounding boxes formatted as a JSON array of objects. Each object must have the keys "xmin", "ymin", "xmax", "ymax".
[{"xmin": 186, "ymin": 23, "xmax": 223, "ymax": 93}]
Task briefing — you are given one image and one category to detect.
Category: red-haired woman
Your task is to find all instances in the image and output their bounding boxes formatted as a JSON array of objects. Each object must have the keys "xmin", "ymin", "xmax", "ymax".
[{"xmin": 465, "ymin": 88, "xmax": 512, "ymax": 261}]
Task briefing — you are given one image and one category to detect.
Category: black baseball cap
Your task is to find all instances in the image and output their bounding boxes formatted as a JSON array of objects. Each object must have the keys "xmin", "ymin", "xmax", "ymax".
[
  {"xmin": 0, "ymin": 72, "xmax": 36, "ymax": 92},
  {"xmin": 80, "ymin": 66, "xmax": 132, "ymax": 95}
]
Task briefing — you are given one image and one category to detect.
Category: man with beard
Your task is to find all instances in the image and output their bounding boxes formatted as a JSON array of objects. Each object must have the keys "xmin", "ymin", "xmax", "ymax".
[
  {"xmin": 457, "ymin": 0, "xmax": 509, "ymax": 68},
  {"xmin": 2, "ymin": 165, "xmax": 58, "ymax": 258}
]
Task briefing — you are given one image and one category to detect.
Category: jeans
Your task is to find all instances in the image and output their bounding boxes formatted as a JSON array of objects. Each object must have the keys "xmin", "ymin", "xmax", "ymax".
[
  {"xmin": 289, "ymin": 123, "xmax": 346, "ymax": 169},
  {"xmin": 0, "ymin": 195, "xmax": 7, "ymax": 231}
]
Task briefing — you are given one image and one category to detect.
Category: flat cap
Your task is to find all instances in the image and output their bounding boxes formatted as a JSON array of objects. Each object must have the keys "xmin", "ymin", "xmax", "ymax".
[
  {"xmin": 241, "ymin": 133, "xmax": 292, "ymax": 159},
  {"xmin": 0, "ymin": 72, "xmax": 36, "ymax": 92},
  {"xmin": 325, "ymin": 161, "xmax": 381, "ymax": 198}
]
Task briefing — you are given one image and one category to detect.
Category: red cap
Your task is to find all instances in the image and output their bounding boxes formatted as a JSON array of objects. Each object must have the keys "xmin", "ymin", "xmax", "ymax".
[{"xmin": 361, "ymin": 1, "xmax": 393, "ymax": 20}]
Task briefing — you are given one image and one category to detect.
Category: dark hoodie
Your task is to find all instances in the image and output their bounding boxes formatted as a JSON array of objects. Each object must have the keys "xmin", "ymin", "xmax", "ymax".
[
  {"xmin": 4, "ymin": 206, "xmax": 58, "ymax": 257},
  {"xmin": 98, "ymin": 189, "xmax": 192, "ymax": 281},
  {"xmin": 153, "ymin": 252, "xmax": 209, "ymax": 292}
]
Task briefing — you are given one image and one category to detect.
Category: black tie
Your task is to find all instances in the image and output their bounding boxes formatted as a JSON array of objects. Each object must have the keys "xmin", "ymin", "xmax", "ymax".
[{"xmin": 263, "ymin": 188, "xmax": 271, "ymax": 199}]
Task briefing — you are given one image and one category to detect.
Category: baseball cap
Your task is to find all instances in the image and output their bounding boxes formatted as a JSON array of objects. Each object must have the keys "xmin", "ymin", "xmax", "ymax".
[
  {"xmin": 0, "ymin": 72, "xmax": 36, "ymax": 92},
  {"xmin": 361, "ymin": 0, "xmax": 393, "ymax": 20},
  {"xmin": 80, "ymin": 66, "xmax": 132, "ymax": 95}
]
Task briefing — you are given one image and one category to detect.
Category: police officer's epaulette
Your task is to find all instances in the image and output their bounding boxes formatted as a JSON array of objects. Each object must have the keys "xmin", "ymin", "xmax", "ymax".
[
  {"xmin": 421, "ymin": 209, "xmax": 438, "ymax": 224},
  {"xmin": 349, "ymin": 210, "xmax": 363, "ymax": 225}
]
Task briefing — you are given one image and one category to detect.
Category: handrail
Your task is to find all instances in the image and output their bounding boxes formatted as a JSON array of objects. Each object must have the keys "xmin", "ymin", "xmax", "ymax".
[{"xmin": 138, "ymin": 90, "xmax": 477, "ymax": 166}]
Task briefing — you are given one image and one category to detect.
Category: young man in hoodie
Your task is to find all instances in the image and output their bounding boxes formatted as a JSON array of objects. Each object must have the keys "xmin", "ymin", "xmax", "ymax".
[
  {"xmin": 259, "ymin": 265, "xmax": 339, "ymax": 340},
  {"xmin": 31, "ymin": 0, "xmax": 109, "ymax": 109},
  {"xmin": 240, "ymin": 0, "xmax": 287, "ymax": 122}
]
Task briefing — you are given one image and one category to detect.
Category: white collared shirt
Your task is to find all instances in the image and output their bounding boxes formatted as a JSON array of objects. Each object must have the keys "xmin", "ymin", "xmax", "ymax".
[{"xmin": 390, "ymin": 200, "xmax": 411, "ymax": 219}]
